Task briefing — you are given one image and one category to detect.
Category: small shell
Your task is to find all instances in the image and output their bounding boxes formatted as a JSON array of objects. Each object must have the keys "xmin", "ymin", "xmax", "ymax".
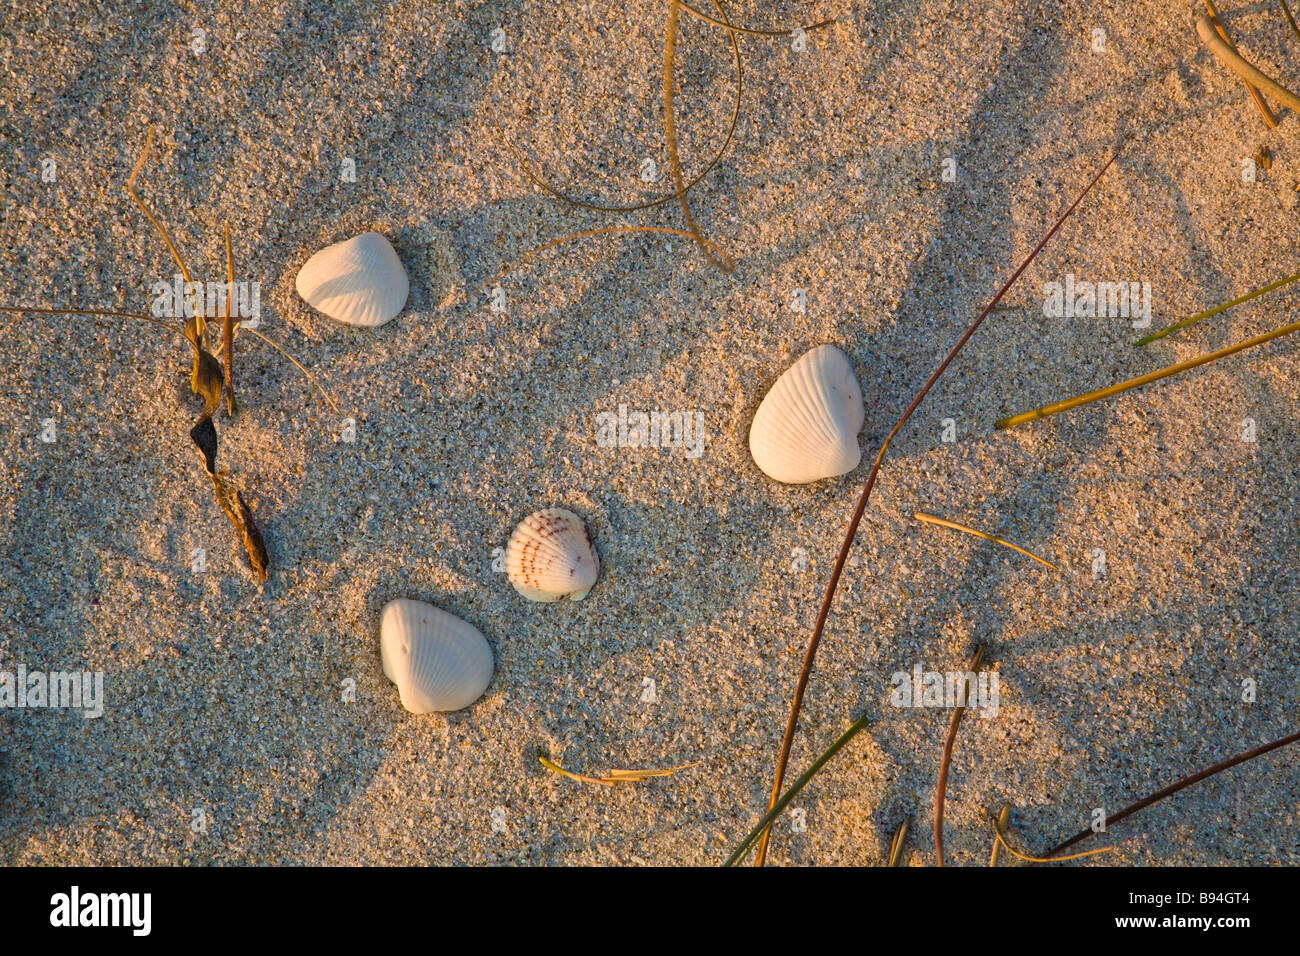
[
  {"xmin": 295, "ymin": 231, "xmax": 409, "ymax": 328},
  {"xmin": 505, "ymin": 508, "xmax": 599, "ymax": 602},
  {"xmin": 748, "ymin": 344, "xmax": 865, "ymax": 484},
  {"xmin": 379, "ymin": 599, "xmax": 494, "ymax": 713}
]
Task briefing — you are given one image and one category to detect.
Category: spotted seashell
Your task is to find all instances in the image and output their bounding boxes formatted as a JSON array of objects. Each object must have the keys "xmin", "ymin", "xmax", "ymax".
[
  {"xmin": 505, "ymin": 508, "xmax": 599, "ymax": 602},
  {"xmin": 295, "ymin": 231, "xmax": 409, "ymax": 328},
  {"xmin": 748, "ymin": 344, "xmax": 865, "ymax": 484},
  {"xmin": 379, "ymin": 599, "xmax": 494, "ymax": 713}
]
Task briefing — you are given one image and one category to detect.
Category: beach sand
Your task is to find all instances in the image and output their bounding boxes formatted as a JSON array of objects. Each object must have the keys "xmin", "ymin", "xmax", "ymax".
[{"xmin": 0, "ymin": 0, "xmax": 1297, "ymax": 865}]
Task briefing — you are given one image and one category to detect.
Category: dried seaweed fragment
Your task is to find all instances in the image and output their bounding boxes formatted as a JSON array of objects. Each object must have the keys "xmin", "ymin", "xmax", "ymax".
[
  {"xmin": 189, "ymin": 415, "xmax": 219, "ymax": 475},
  {"xmin": 185, "ymin": 318, "xmax": 224, "ymax": 416},
  {"xmin": 210, "ymin": 472, "xmax": 269, "ymax": 582},
  {"xmin": 187, "ymin": 360, "xmax": 269, "ymax": 583}
]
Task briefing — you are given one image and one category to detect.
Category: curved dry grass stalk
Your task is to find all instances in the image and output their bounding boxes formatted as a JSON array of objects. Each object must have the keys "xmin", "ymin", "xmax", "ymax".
[
  {"xmin": 1201, "ymin": 1, "xmax": 1277, "ymax": 126},
  {"xmin": 991, "ymin": 824, "xmax": 1113, "ymax": 864},
  {"xmin": 749, "ymin": 147, "xmax": 1124, "ymax": 866},
  {"xmin": 888, "ymin": 819, "xmax": 910, "ymax": 866},
  {"xmin": 508, "ymin": 0, "xmax": 742, "ymax": 214},
  {"xmin": 914, "ymin": 512, "xmax": 1058, "ymax": 570},
  {"xmin": 678, "ymin": 1, "xmax": 834, "ymax": 37},
  {"xmin": 996, "ymin": 318, "xmax": 1300, "ymax": 429},
  {"xmin": 221, "ymin": 221, "xmax": 238, "ymax": 416},
  {"xmin": 0, "ymin": 305, "xmax": 198, "ymax": 353},
  {"xmin": 934, "ymin": 644, "xmax": 986, "ymax": 867},
  {"xmin": 127, "ymin": 126, "xmax": 203, "ymax": 341},
  {"xmin": 989, "ymin": 802, "xmax": 1012, "ymax": 866},
  {"xmin": 239, "ymin": 325, "xmax": 341, "ymax": 415},
  {"xmin": 664, "ymin": 0, "xmax": 736, "ymax": 272},
  {"xmin": 1039, "ymin": 730, "xmax": 1300, "ymax": 858},
  {"xmin": 481, "ymin": 224, "xmax": 732, "ymax": 289},
  {"xmin": 1196, "ymin": 13, "xmax": 1300, "ymax": 113},
  {"xmin": 508, "ymin": 0, "xmax": 825, "ymax": 275}
]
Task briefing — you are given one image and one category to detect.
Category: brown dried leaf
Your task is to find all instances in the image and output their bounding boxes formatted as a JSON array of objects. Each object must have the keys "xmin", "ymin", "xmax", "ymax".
[
  {"xmin": 211, "ymin": 472, "xmax": 269, "ymax": 582},
  {"xmin": 188, "ymin": 394, "xmax": 269, "ymax": 582},
  {"xmin": 190, "ymin": 416, "xmax": 218, "ymax": 475},
  {"xmin": 185, "ymin": 316, "xmax": 224, "ymax": 417}
]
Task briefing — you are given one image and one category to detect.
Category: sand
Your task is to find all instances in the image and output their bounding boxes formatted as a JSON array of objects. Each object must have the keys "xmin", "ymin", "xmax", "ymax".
[{"xmin": 0, "ymin": 0, "xmax": 1297, "ymax": 866}]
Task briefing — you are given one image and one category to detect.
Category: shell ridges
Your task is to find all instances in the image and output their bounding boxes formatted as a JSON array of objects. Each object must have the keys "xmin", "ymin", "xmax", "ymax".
[
  {"xmin": 295, "ymin": 231, "xmax": 409, "ymax": 328},
  {"xmin": 748, "ymin": 344, "xmax": 865, "ymax": 484},
  {"xmin": 379, "ymin": 598, "xmax": 494, "ymax": 713},
  {"xmin": 505, "ymin": 507, "xmax": 600, "ymax": 602}
]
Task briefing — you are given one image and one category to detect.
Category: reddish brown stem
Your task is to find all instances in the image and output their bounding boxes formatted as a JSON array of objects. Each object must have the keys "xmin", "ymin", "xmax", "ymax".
[
  {"xmin": 934, "ymin": 644, "xmax": 986, "ymax": 867},
  {"xmin": 1040, "ymin": 730, "xmax": 1300, "ymax": 859},
  {"xmin": 752, "ymin": 145, "xmax": 1124, "ymax": 866}
]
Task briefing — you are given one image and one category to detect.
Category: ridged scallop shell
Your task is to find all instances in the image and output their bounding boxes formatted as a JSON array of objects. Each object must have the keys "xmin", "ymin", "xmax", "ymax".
[
  {"xmin": 505, "ymin": 508, "xmax": 599, "ymax": 602},
  {"xmin": 295, "ymin": 231, "xmax": 409, "ymax": 327},
  {"xmin": 380, "ymin": 599, "xmax": 494, "ymax": 713},
  {"xmin": 748, "ymin": 344, "xmax": 865, "ymax": 484}
]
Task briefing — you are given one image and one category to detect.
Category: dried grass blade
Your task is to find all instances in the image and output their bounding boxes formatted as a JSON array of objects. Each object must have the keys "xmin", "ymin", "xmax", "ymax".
[
  {"xmin": 1196, "ymin": 14, "xmax": 1300, "ymax": 114},
  {"xmin": 664, "ymin": 0, "xmax": 735, "ymax": 272},
  {"xmin": 997, "ymin": 318, "xmax": 1300, "ymax": 429},
  {"xmin": 1134, "ymin": 269, "xmax": 1300, "ymax": 346},
  {"xmin": 914, "ymin": 512, "xmax": 1058, "ymax": 570},
  {"xmin": 1040, "ymin": 730, "xmax": 1300, "ymax": 858},
  {"xmin": 934, "ymin": 644, "xmax": 986, "ymax": 866}
]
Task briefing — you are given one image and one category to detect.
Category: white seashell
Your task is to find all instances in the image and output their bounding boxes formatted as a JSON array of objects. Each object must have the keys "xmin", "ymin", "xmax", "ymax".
[
  {"xmin": 748, "ymin": 344, "xmax": 865, "ymax": 484},
  {"xmin": 379, "ymin": 599, "xmax": 494, "ymax": 713},
  {"xmin": 505, "ymin": 508, "xmax": 600, "ymax": 602},
  {"xmin": 295, "ymin": 231, "xmax": 409, "ymax": 327}
]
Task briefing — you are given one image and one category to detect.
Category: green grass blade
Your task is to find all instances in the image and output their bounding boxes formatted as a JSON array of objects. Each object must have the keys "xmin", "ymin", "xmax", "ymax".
[{"xmin": 725, "ymin": 712, "xmax": 871, "ymax": 866}]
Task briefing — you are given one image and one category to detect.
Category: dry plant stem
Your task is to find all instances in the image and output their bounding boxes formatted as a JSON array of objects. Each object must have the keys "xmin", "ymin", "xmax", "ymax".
[
  {"xmin": 996, "ymin": 318, "xmax": 1300, "ymax": 429},
  {"xmin": 934, "ymin": 644, "xmax": 986, "ymax": 867},
  {"xmin": 989, "ymin": 803, "xmax": 1012, "ymax": 866},
  {"xmin": 992, "ymin": 825, "xmax": 1113, "ymax": 864},
  {"xmin": 1196, "ymin": 15, "xmax": 1300, "ymax": 114},
  {"xmin": 510, "ymin": 0, "xmax": 741, "ymax": 214},
  {"xmin": 239, "ymin": 325, "xmax": 340, "ymax": 415},
  {"xmin": 1202, "ymin": 1, "xmax": 1278, "ymax": 126},
  {"xmin": 539, "ymin": 755, "xmax": 617, "ymax": 787},
  {"xmin": 222, "ymin": 224, "xmax": 236, "ymax": 403},
  {"xmin": 725, "ymin": 711, "xmax": 872, "ymax": 865},
  {"xmin": 539, "ymin": 753, "xmax": 700, "ymax": 786},
  {"xmin": 1135, "ymin": 269, "xmax": 1300, "ymax": 346},
  {"xmin": 222, "ymin": 222, "xmax": 237, "ymax": 416},
  {"xmin": 607, "ymin": 762, "xmax": 702, "ymax": 779},
  {"xmin": 0, "ymin": 305, "xmax": 199, "ymax": 355},
  {"xmin": 1282, "ymin": 0, "xmax": 1300, "ymax": 44},
  {"xmin": 482, "ymin": 225, "xmax": 732, "ymax": 289},
  {"xmin": 1040, "ymin": 730, "xmax": 1300, "ymax": 859},
  {"xmin": 678, "ymin": 1, "xmax": 834, "ymax": 36},
  {"xmin": 126, "ymin": 126, "xmax": 204, "ymax": 341},
  {"xmin": 750, "ymin": 148, "xmax": 1123, "ymax": 867},
  {"xmin": 665, "ymin": 0, "xmax": 736, "ymax": 273},
  {"xmin": 888, "ymin": 820, "xmax": 910, "ymax": 866},
  {"xmin": 914, "ymin": 512, "xmax": 1058, "ymax": 570}
]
